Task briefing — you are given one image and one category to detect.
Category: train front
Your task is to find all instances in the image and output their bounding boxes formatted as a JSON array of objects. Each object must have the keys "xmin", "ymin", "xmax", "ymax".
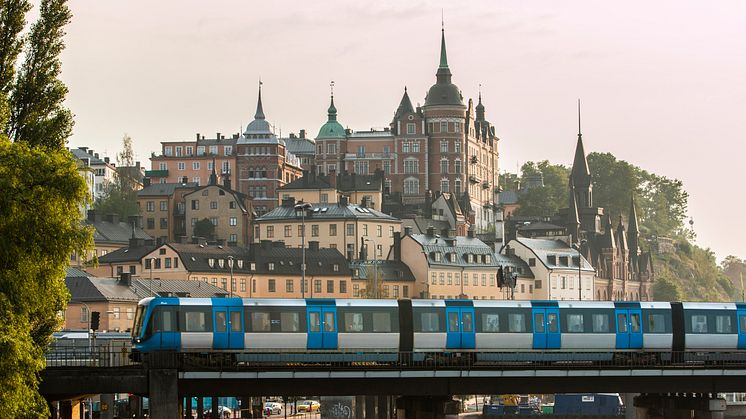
[{"xmin": 130, "ymin": 297, "xmax": 155, "ymax": 360}]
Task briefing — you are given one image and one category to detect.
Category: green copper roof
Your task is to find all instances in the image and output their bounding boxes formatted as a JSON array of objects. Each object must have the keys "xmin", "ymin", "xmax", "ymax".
[
  {"xmin": 439, "ymin": 29, "xmax": 449, "ymax": 69},
  {"xmin": 316, "ymin": 95, "xmax": 346, "ymax": 139},
  {"xmin": 425, "ymin": 28, "xmax": 463, "ymax": 107}
]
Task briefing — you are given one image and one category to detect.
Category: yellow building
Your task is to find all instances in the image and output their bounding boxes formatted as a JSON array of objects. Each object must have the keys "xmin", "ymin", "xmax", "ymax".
[
  {"xmin": 278, "ymin": 169, "xmax": 384, "ymax": 210},
  {"xmin": 255, "ymin": 196, "xmax": 401, "ymax": 262},
  {"xmin": 183, "ymin": 175, "xmax": 252, "ymax": 246}
]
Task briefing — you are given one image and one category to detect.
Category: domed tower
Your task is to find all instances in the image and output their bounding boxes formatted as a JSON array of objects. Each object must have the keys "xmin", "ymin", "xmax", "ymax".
[{"xmin": 315, "ymin": 91, "xmax": 347, "ymax": 176}]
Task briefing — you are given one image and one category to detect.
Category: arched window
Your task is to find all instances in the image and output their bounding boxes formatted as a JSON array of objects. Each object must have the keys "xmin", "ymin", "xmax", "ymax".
[
  {"xmin": 403, "ymin": 177, "xmax": 420, "ymax": 195},
  {"xmin": 454, "ymin": 179, "xmax": 462, "ymax": 195}
]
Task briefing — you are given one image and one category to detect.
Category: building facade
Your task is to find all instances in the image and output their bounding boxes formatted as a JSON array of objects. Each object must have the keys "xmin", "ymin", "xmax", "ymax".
[
  {"xmin": 148, "ymin": 134, "xmax": 240, "ymax": 189},
  {"xmin": 136, "ymin": 181, "xmax": 198, "ymax": 242},
  {"xmin": 183, "ymin": 172, "xmax": 252, "ymax": 246}
]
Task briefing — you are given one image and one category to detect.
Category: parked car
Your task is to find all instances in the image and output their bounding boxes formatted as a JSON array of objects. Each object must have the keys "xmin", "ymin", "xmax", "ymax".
[
  {"xmin": 204, "ymin": 406, "xmax": 232, "ymax": 418},
  {"xmin": 264, "ymin": 402, "xmax": 283, "ymax": 415},
  {"xmin": 297, "ymin": 400, "xmax": 320, "ymax": 412}
]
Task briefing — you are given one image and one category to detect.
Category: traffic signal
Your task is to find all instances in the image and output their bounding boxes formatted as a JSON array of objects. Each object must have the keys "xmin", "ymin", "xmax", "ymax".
[{"xmin": 91, "ymin": 311, "xmax": 101, "ymax": 331}]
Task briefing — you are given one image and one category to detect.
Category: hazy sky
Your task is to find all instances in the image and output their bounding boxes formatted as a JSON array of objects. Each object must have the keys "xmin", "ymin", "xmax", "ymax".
[{"xmin": 60, "ymin": 0, "xmax": 746, "ymax": 260}]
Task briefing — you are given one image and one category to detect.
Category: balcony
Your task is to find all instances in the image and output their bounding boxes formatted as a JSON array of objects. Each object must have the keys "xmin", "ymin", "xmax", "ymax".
[
  {"xmin": 482, "ymin": 181, "xmax": 490, "ymax": 190},
  {"xmin": 145, "ymin": 170, "xmax": 168, "ymax": 177},
  {"xmin": 469, "ymin": 175, "xmax": 479, "ymax": 184},
  {"xmin": 343, "ymin": 152, "xmax": 394, "ymax": 160}
]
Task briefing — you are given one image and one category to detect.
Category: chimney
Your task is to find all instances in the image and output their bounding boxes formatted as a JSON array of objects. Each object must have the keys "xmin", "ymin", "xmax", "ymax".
[
  {"xmin": 104, "ymin": 157, "xmax": 110, "ymax": 164},
  {"xmin": 299, "ymin": 129, "xmax": 306, "ymax": 139},
  {"xmin": 106, "ymin": 213, "xmax": 120, "ymax": 225},
  {"xmin": 308, "ymin": 241, "xmax": 320, "ymax": 251},
  {"xmin": 404, "ymin": 226, "xmax": 413, "ymax": 236},
  {"xmin": 143, "ymin": 177, "xmax": 151, "ymax": 187},
  {"xmin": 328, "ymin": 169, "xmax": 337, "ymax": 190},
  {"xmin": 261, "ymin": 240, "xmax": 272, "ymax": 250},
  {"xmin": 216, "ymin": 132, "xmax": 221, "ymax": 141},
  {"xmin": 339, "ymin": 195, "xmax": 349, "ymax": 207},
  {"xmin": 119, "ymin": 272, "xmax": 132, "ymax": 286},
  {"xmin": 196, "ymin": 133, "xmax": 200, "ymax": 140},
  {"xmin": 128, "ymin": 215, "xmax": 140, "ymax": 229},
  {"xmin": 129, "ymin": 236, "xmax": 145, "ymax": 248},
  {"xmin": 289, "ymin": 133, "xmax": 297, "ymax": 139},
  {"xmin": 233, "ymin": 133, "xmax": 239, "ymax": 139},
  {"xmin": 426, "ymin": 226, "xmax": 436, "ymax": 237},
  {"xmin": 393, "ymin": 232, "xmax": 402, "ymax": 261},
  {"xmin": 467, "ymin": 227, "xmax": 476, "ymax": 239},
  {"xmin": 282, "ymin": 197, "xmax": 296, "ymax": 208},
  {"xmin": 360, "ymin": 197, "xmax": 368, "ymax": 209}
]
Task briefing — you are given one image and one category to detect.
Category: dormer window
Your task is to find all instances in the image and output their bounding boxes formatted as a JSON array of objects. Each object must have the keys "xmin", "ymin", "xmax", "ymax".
[
  {"xmin": 218, "ymin": 259, "xmax": 225, "ymax": 268},
  {"xmin": 547, "ymin": 255, "xmax": 557, "ymax": 265},
  {"xmin": 250, "ymin": 263, "xmax": 256, "ymax": 271},
  {"xmin": 433, "ymin": 252, "xmax": 442, "ymax": 262},
  {"xmin": 467, "ymin": 254, "xmax": 474, "ymax": 263},
  {"xmin": 449, "ymin": 253, "xmax": 457, "ymax": 263},
  {"xmin": 333, "ymin": 264, "xmax": 339, "ymax": 272},
  {"xmin": 485, "ymin": 255, "xmax": 491, "ymax": 264},
  {"xmin": 268, "ymin": 262, "xmax": 275, "ymax": 271},
  {"xmin": 237, "ymin": 260, "xmax": 243, "ymax": 269},
  {"xmin": 208, "ymin": 258, "xmax": 215, "ymax": 268}
]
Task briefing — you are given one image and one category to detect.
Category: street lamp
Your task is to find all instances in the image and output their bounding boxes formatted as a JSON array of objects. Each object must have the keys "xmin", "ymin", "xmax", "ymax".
[
  {"xmin": 294, "ymin": 201, "xmax": 312, "ymax": 299},
  {"xmin": 364, "ymin": 238, "xmax": 377, "ymax": 298},
  {"xmin": 227, "ymin": 255, "xmax": 234, "ymax": 298}
]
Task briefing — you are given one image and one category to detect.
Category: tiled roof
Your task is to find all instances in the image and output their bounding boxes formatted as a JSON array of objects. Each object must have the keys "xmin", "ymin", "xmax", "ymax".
[
  {"xmin": 66, "ymin": 270, "xmax": 229, "ymax": 301},
  {"xmin": 408, "ymin": 234, "xmax": 498, "ymax": 268},
  {"xmin": 138, "ymin": 182, "xmax": 198, "ymax": 196},
  {"xmin": 87, "ymin": 220, "xmax": 151, "ymax": 244},
  {"xmin": 285, "ymin": 137, "xmax": 316, "ymax": 155},
  {"xmin": 499, "ymin": 190, "xmax": 519, "ymax": 205},
  {"xmin": 512, "ymin": 237, "xmax": 594, "ymax": 271},
  {"xmin": 401, "ymin": 217, "xmax": 450, "ymax": 235},
  {"xmin": 98, "ymin": 244, "xmax": 158, "ymax": 264},
  {"xmin": 70, "ymin": 148, "xmax": 107, "ymax": 165},
  {"xmin": 257, "ymin": 202, "xmax": 398, "ymax": 222},
  {"xmin": 130, "ymin": 278, "xmax": 228, "ymax": 298},
  {"xmin": 349, "ymin": 260, "xmax": 415, "ymax": 282}
]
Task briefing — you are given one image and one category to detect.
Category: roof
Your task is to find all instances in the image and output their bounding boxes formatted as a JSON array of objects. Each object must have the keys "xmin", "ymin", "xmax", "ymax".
[
  {"xmin": 98, "ymin": 244, "xmax": 158, "ymax": 264},
  {"xmin": 407, "ymin": 233, "xmax": 498, "ymax": 269},
  {"xmin": 517, "ymin": 221, "xmax": 565, "ymax": 232},
  {"xmin": 349, "ymin": 260, "xmax": 415, "ymax": 282},
  {"xmin": 138, "ymin": 182, "xmax": 197, "ymax": 197},
  {"xmin": 249, "ymin": 245, "xmax": 351, "ymax": 276},
  {"xmin": 257, "ymin": 202, "xmax": 399, "ymax": 222},
  {"xmin": 285, "ymin": 136, "xmax": 316, "ymax": 155},
  {"xmin": 392, "ymin": 87, "xmax": 415, "ymax": 122},
  {"xmin": 317, "ymin": 96, "xmax": 346, "ymax": 139},
  {"xmin": 511, "ymin": 237, "xmax": 594, "ymax": 272},
  {"xmin": 499, "ymin": 190, "xmax": 519, "ymax": 205},
  {"xmin": 66, "ymin": 272, "xmax": 229, "ymax": 302},
  {"xmin": 183, "ymin": 184, "xmax": 250, "ymax": 214},
  {"xmin": 130, "ymin": 278, "xmax": 228, "ymax": 298},
  {"xmin": 166, "ymin": 243, "xmax": 252, "ymax": 273},
  {"xmin": 424, "ymin": 30, "xmax": 464, "ymax": 107},
  {"xmin": 401, "ymin": 217, "xmax": 450, "ymax": 235},
  {"xmin": 70, "ymin": 148, "xmax": 108, "ymax": 166},
  {"xmin": 88, "ymin": 220, "xmax": 151, "ymax": 245},
  {"xmin": 242, "ymin": 85, "xmax": 274, "ymax": 138}
]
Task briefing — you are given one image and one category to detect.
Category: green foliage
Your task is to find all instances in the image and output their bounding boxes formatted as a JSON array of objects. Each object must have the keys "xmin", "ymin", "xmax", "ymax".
[
  {"xmin": 651, "ymin": 276, "xmax": 682, "ymax": 302},
  {"xmin": 513, "ymin": 161, "xmax": 570, "ymax": 216},
  {"xmin": 0, "ymin": 137, "xmax": 92, "ymax": 416},
  {"xmin": 0, "ymin": 0, "xmax": 31, "ymax": 93},
  {"xmin": 721, "ymin": 255, "xmax": 746, "ymax": 300},
  {"xmin": 93, "ymin": 134, "xmax": 140, "ymax": 218},
  {"xmin": 194, "ymin": 218, "xmax": 215, "ymax": 240},
  {"xmin": 6, "ymin": 0, "xmax": 72, "ymax": 148},
  {"xmin": 655, "ymin": 243, "xmax": 732, "ymax": 302}
]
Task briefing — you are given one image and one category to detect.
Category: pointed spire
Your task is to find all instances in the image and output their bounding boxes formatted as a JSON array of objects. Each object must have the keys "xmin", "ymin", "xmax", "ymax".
[
  {"xmin": 395, "ymin": 86, "xmax": 414, "ymax": 117},
  {"xmin": 616, "ymin": 215, "xmax": 627, "ymax": 250},
  {"xmin": 254, "ymin": 80, "xmax": 265, "ymax": 120},
  {"xmin": 628, "ymin": 196, "xmax": 639, "ymax": 233},
  {"xmin": 568, "ymin": 178, "xmax": 580, "ymax": 244},
  {"xmin": 476, "ymin": 84, "xmax": 485, "ymax": 120},
  {"xmin": 435, "ymin": 23, "xmax": 452, "ymax": 84},
  {"xmin": 602, "ymin": 214, "xmax": 616, "ymax": 249}
]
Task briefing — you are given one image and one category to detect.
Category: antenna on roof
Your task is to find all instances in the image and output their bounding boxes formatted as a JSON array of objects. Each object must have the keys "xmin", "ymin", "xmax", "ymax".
[
  {"xmin": 330, "ymin": 80, "xmax": 335, "ymax": 98},
  {"xmin": 577, "ymin": 98, "xmax": 582, "ymax": 138},
  {"xmin": 441, "ymin": 9, "xmax": 444, "ymax": 30}
]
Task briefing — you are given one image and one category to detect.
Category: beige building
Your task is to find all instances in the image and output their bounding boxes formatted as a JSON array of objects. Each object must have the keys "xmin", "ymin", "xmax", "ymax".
[
  {"xmin": 278, "ymin": 169, "xmax": 384, "ymax": 211},
  {"xmin": 184, "ymin": 174, "xmax": 252, "ymax": 246},
  {"xmin": 394, "ymin": 227, "xmax": 532, "ymax": 300},
  {"xmin": 137, "ymin": 181, "xmax": 198, "ymax": 242},
  {"xmin": 505, "ymin": 237, "xmax": 595, "ymax": 301},
  {"xmin": 254, "ymin": 196, "xmax": 401, "ymax": 262}
]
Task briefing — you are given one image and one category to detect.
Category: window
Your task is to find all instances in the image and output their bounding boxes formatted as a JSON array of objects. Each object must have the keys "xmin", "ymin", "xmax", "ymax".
[
  {"xmin": 440, "ymin": 121, "xmax": 448, "ymax": 132},
  {"xmin": 210, "ymin": 201, "xmax": 217, "ymax": 209},
  {"xmin": 209, "ymin": 145, "xmax": 218, "ymax": 155},
  {"xmin": 164, "ymin": 146, "xmax": 173, "ymax": 156},
  {"xmin": 192, "ymin": 162, "xmax": 200, "ymax": 170},
  {"xmin": 404, "ymin": 158, "xmax": 419, "ymax": 174},
  {"xmin": 403, "ymin": 178, "xmax": 419, "ymax": 195},
  {"xmin": 177, "ymin": 162, "xmax": 185, "ymax": 171},
  {"xmin": 326, "ymin": 143, "xmax": 336, "ymax": 154},
  {"xmin": 210, "ymin": 217, "xmax": 217, "ymax": 226},
  {"xmin": 160, "ymin": 218, "xmax": 168, "ymax": 229},
  {"xmin": 440, "ymin": 179, "xmax": 449, "ymax": 193},
  {"xmin": 411, "ymin": 141, "xmax": 420, "ymax": 152},
  {"xmin": 440, "ymin": 158, "xmax": 448, "ymax": 174},
  {"xmin": 284, "ymin": 225, "xmax": 292, "ymax": 237},
  {"xmin": 339, "ymin": 281, "xmax": 347, "ymax": 294},
  {"xmin": 509, "ymin": 313, "xmax": 527, "ymax": 332},
  {"xmin": 454, "ymin": 122, "xmax": 461, "ymax": 133},
  {"xmin": 126, "ymin": 308, "xmax": 134, "ymax": 320},
  {"xmin": 266, "ymin": 226, "xmax": 274, "ymax": 238},
  {"xmin": 229, "ymin": 217, "xmax": 237, "ymax": 226},
  {"xmin": 329, "ymin": 224, "xmax": 337, "ymax": 236},
  {"xmin": 326, "ymin": 280, "xmax": 334, "ymax": 293},
  {"xmin": 181, "ymin": 308, "xmax": 211, "ymax": 332},
  {"xmin": 298, "ymin": 225, "xmax": 304, "ymax": 236},
  {"xmin": 454, "ymin": 159, "xmax": 461, "ymax": 174},
  {"xmin": 311, "ymin": 225, "xmax": 319, "ymax": 237},
  {"xmin": 286, "ymin": 279, "xmax": 294, "ymax": 293},
  {"xmin": 346, "ymin": 224, "xmax": 354, "ymax": 236},
  {"xmin": 224, "ymin": 146, "xmax": 232, "ymax": 156},
  {"xmin": 402, "ymin": 142, "xmax": 409, "ymax": 153},
  {"xmin": 164, "ymin": 258, "xmax": 172, "ymax": 268},
  {"xmin": 592, "ymin": 314, "xmax": 610, "ymax": 333},
  {"xmin": 314, "ymin": 280, "xmax": 322, "ymax": 293},
  {"xmin": 353, "ymin": 284, "xmax": 360, "ymax": 297},
  {"xmin": 146, "ymin": 201, "xmax": 155, "ymax": 212},
  {"xmin": 80, "ymin": 306, "xmax": 89, "ymax": 323},
  {"xmin": 431, "ymin": 272, "xmax": 437, "ymax": 285},
  {"xmin": 229, "ymin": 233, "xmax": 237, "ymax": 242},
  {"xmin": 191, "ymin": 200, "xmax": 199, "ymax": 210},
  {"xmin": 159, "ymin": 162, "xmax": 167, "ymax": 171},
  {"xmin": 240, "ymin": 279, "xmax": 246, "ymax": 292},
  {"xmin": 268, "ymin": 279, "xmax": 276, "ymax": 292},
  {"xmin": 440, "ymin": 140, "xmax": 448, "ymax": 153},
  {"xmin": 407, "ymin": 123, "xmax": 416, "ymax": 134},
  {"xmin": 528, "ymin": 258, "xmax": 536, "ymax": 267},
  {"xmin": 159, "ymin": 201, "xmax": 167, "ymax": 211},
  {"xmin": 268, "ymin": 263, "xmax": 275, "ymax": 271}
]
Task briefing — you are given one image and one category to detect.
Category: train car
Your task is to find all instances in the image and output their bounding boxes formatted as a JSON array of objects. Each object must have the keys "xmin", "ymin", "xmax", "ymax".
[{"xmin": 131, "ymin": 297, "xmax": 746, "ymax": 365}]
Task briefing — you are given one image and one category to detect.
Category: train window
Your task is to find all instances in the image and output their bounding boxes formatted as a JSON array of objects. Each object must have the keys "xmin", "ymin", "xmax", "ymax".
[
  {"xmin": 344, "ymin": 313, "xmax": 364, "ymax": 332},
  {"xmin": 534, "ymin": 313, "xmax": 545, "ymax": 333},
  {"xmin": 741, "ymin": 315, "xmax": 746, "ymax": 333},
  {"xmin": 567, "ymin": 314, "xmax": 584, "ymax": 333},
  {"xmin": 373, "ymin": 313, "xmax": 392, "ymax": 332},
  {"xmin": 592, "ymin": 314, "xmax": 610, "ymax": 333},
  {"xmin": 251, "ymin": 313, "xmax": 271, "ymax": 332},
  {"xmin": 181, "ymin": 308, "xmax": 211, "ymax": 332},
  {"xmin": 281, "ymin": 312, "xmax": 300, "ymax": 332},
  {"xmin": 462, "ymin": 312, "xmax": 473, "ymax": 332},
  {"xmin": 309, "ymin": 312, "xmax": 320, "ymax": 332},
  {"xmin": 483, "ymin": 314, "xmax": 500, "ymax": 332},
  {"xmin": 231, "ymin": 311, "xmax": 242, "ymax": 332},
  {"xmin": 643, "ymin": 310, "xmax": 671, "ymax": 333},
  {"xmin": 215, "ymin": 312, "xmax": 227, "ymax": 332},
  {"xmin": 691, "ymin": 315, "xmax": 708, "ymax": 333},
  {"xmin": 510, "ymin": 313, "xmax": 528, "ymax": 333},
  {"xmin": 617, "ymin": 314, "xmax": 628, "ymax": 333},
  {"xmin": 448, "ymin": 312, "xmax": 459, "ymax": 332},
  {"xmin": 150, "ymin": 307, "xmax": 178, "ymax": 333},
  {"xmin": 547, "ymin": 313, "xmax": 558, "ymax": 333},
  {"xmin": 323, "ymin": 312, "xmax": 335, "ymax": 332},
  {"xmin": 630, "ymin": 313, "xmax": 641, "ymax": 333},
  {"xmin": 417, "ymin": 312, "xmax": 441, "ymax": 332},
  {"xmin": 715, "ymin": 315, "xmax": 733, "ymax": 333}
]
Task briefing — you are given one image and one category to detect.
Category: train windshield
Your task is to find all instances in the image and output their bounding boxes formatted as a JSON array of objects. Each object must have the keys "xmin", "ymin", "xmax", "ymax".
[{"xmin": 132, "ymin": 305, "xmax": 146, "ymax": 338}]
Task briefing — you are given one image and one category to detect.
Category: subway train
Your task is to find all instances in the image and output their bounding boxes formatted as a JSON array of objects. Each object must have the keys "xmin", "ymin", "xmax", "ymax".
[{"xmin": 131, "ymin": 297, "xmax": 746, "ymax": 363}]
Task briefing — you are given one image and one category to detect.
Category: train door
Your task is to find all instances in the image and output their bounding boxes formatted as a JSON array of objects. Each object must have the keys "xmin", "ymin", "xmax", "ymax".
[
  {"xmin": 152, "ymin": 305, "xmax": 179, "ymax": 350},
  {"xmin": 737, "ymin": 304, "xmax": 746, "ymax": 350},
  {"xmin": 307, "ymin": 301, "xmax": 338, "ymax": 350},
  {"xmin": 445, "ymin": 306, "xmax": 476, "ymax": 349},
  {"xmin": 213, "ymin": 300, "xmax": 244, "ymax": 350},
  {"xmin": 615, "ymin": 308, "xmax": 643, "ymax": 349},
  {"xmin": 532, "ymin": 307, "xmax": 560, "ymax": 349}
]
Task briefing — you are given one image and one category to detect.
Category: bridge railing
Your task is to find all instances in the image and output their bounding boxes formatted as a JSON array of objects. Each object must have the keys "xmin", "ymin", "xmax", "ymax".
[{"xmin": 43, "ymin": 350, "xmax": 746, "ymax": 371}]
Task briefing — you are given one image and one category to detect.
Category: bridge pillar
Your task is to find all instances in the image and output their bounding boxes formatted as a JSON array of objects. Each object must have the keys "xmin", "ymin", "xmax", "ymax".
[
  {"xmin": 148, "ymin": 368, "xmax": 179, "ymax": 419},
  {"xmin": 58, "ymin": 399, "xmax": 82, "ymax": 419},
  {"xmin": 365, "ymin": 395, "xmax": 376, "ymax": 418},
  {"xmin": 395, "ymin": 396, "xmax": 460, "ymax": 419},
  {"xmin": 100, "ymin": 393, "xmax": 115, "ymax": 419},
  {"xmin": 377, "ymin": 395, "xmax": 389, "ymax": 419},
  {"xmin": 622, "ymin": 393, "xmax": 638, "ymax": 419},
  {"xmin": 355, "ymin": 395, "xmax": 365, "ymax": 418}
]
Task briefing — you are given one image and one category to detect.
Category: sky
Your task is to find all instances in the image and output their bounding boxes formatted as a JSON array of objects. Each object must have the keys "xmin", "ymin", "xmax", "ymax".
[{"xmin": 59, "ymin": 0, "xmax": 746, "ymax": 260}]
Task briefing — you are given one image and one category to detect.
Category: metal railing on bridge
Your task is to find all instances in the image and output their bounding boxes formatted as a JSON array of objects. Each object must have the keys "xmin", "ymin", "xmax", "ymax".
[{"xmin": 44, "ymin": 350, "xmax": 746, "ymax": 372}]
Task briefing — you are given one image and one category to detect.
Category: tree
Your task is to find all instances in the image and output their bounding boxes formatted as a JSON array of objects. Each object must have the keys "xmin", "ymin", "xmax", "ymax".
[
  {"xmin": 194, "ymin": 218, "xmax": 215, "ymax": 240},
  {"xmin": 6, "ymin": 0, "xmax": 72, "ymax": 148},
  {"xmin": 514, "ymin": 161, "xmax": 570, "ymax": 216},
  {"xmin": 0, "ymin": 0, "xmax": 91, "ymax": 416},
  {"xmin": 651, "ymin": 276, "xmax": 682, "ymax": 302},
  {"xmin": 93, "ymin": 134, "xmax": 140, "ymax": 218}
]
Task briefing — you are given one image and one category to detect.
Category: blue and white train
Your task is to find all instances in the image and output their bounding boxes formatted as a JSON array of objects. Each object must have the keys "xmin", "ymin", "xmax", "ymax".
[{"xmin": 131, "ymin": 297, "xmax": 746, "ymax": 363}]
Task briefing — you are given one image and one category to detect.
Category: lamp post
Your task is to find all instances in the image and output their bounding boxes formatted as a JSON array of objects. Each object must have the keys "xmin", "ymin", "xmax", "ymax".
[
  {"xmin": 364, "ymin": 238, "xmax": 377, "ymax": 298},
  {"xmin": 294, "ymin": 202, "xmax": 312, "ymax": 299},
  {"xmin": 227, "ymin": 256, "xmax": 234, "ymax": 298}
]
